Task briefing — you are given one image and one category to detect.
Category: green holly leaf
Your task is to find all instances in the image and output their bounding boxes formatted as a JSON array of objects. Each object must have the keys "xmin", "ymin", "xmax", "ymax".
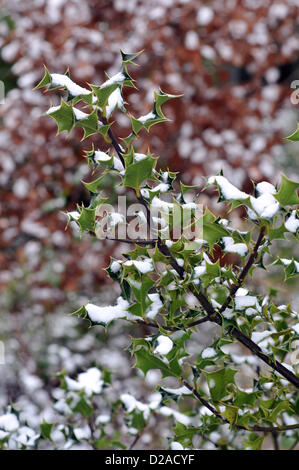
[
  {"xmin": 47, "ymin": 100, "xmax": 74, "ymax": 134},
  {"xmin": 233, "ymin": 389, "xmax": 257, "ymax": 408},
  {"xmin": 274, "ymin": 257, "xmax": 299, "ymax": 279},
  {"xmin": 204, "ymin": 367, "xmax": 237, "ymax": 402},
  {"xmin": 77, "ymin": 207, "xmax": 96, "ymax": 232},
  {"xmin": 275, "ymin": 174, "xmax": 299, "ymax": 206},
  {"xmin": 134, "ymin": 347, "xmax": 177, "ymax": 378},
  {"xmin": 74, "ymin": 107, "xmax": 99, "ymax": 139},
  {"xmin": 121, "ymin": 50, "xmax": 143, "ymax": 65},
  {"xmin": 286, "ymin": 124, "xmax": 299, "ymax": 141},
  {"xmin": 269, "ymin": 400, "xmax": 291, "ymax": 422},
  {"xmin": 130, "ymin": 115, "xmax": 144, "ymax": 135},
  {"xmin": 180, "ymin": 182, "xmax": 199, "ymax": 203},
  {"xmin": 154, "ymin": 89, "xmax": 183, "ymax": 117},
  {"xmin": 202, "ymin": 209, "xmax": 230, "ymax": 247},
  {"xmin": 205, "ymin": 259, "xmax": 221, "ymax": 282},
  {"xmin": 90, "ymin": 83, "xmax": 119, "ymax": 108},
  {"xmin": 137, "ymin": 104, "xmax": 168, "ymax": 132},
  {"xmin": 40, "ymin": 421, "xmax": 54, "ymax": 441},
  {"xmin": 34, "ymin": 65, "xmax": 51, "ymax": 89}
]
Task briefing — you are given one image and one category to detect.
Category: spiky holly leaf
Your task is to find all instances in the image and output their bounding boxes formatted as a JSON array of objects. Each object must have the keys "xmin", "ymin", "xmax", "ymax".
[
  {"xmin": 274, "ymin": 258, "xmax": 299, "ymax": 279},
  {"xmin": 205, "ymin": 259, "xmax": 221, "ymax": 282},
  {"xmin": 136, "ymin": 103, "xmax": 168, "ymax": 132},
  {"xmin": 47, "ymin": 100, "xmax": 74, "ymax": 134},
  {"xmin": 130, "ymin": 115, "xmax": 144, "ymax": 135},
  {"xmin": 90, "ymin": 83, "xmax": 119, "ymax": 108},
  {"xmin": 82, "ymin": 175, "xmax": 106, "ymax": 193},
  {"xmin": 180, "ymin": 182, "xmax": 199, "ymax": 203},
  {"xmin": 223, "ymin": 405, "xmax": 239, "ymax": 426},
  {"xmin": 275, "ymin": 174, "xmax": 299, "ymax": 206},
  {"xmin": 269, "ymin": 223, "xmax": 287, "ymax": 241}
]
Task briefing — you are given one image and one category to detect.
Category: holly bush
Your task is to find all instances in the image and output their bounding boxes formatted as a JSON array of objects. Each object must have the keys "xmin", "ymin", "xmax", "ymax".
[{"xmin": 1, "ymin": 51, "xmax": 298, "ymax": 451}]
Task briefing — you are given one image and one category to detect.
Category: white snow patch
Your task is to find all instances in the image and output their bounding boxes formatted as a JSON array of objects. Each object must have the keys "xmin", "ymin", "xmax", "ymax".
[
  {"xmin": 110, "ymin": 260, "xmax": 121, "ymax": 273},
  {"xmin": 134, "ymin": 153, "xmax": 147, "ymax": 162},
  {"xmin": 106, "ymin": 87, "xmax": 124, "ymax": 118},
  {"xmin": 161, "ymin": 386, "xmax": 192, "ymax": 396},
  {"xmin": 193, "ymin": 265, "xmax": 206, "ymax": 278},
  {"xmin": 0, "ymin": 414, "xmax": 19, "ymax": 432},
  {"xmin": 170, "ymin": 442, "xmax": 184, "ymax": 450},
  {"xmin": 138, "ymin": 111, "xmax": 156, "ymax": 123},
  {"xmin": 159, "ymin": 406, "xmax": 191, "ymax": 425},
  {"xmin": 146, "ymin": 293, "xmax": 163, "ymax": 320},
  {"xmin": 151, "ymin": 183, "xmax": 170, "ymax": 193},
  {"xmin": 250, "ymin": 193, "xmax": 279, "ymax": 219},
  {"xmin": 73, "ymin": 107, "xmax": 90, "ymax": 120}
]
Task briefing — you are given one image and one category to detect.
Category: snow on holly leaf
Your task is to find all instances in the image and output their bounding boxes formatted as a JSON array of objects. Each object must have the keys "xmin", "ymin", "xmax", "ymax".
[
  {"xmin": 208, "ymin": 174, "xmax": 283, "ymax": 220},
  {"xmin": 208, "ymin": 175, "xmax": 250, "ymax": 201},
  {"xmin": 46, "ymin": 100, "xmax": 74, "ymax": 134},
  {"xmin": 285, "ymin": 210, "xmax": 299, "ymax": 234},
  {"xmin": 131, "ymin": 89, "xmax": 182, "ymax": 133}
]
